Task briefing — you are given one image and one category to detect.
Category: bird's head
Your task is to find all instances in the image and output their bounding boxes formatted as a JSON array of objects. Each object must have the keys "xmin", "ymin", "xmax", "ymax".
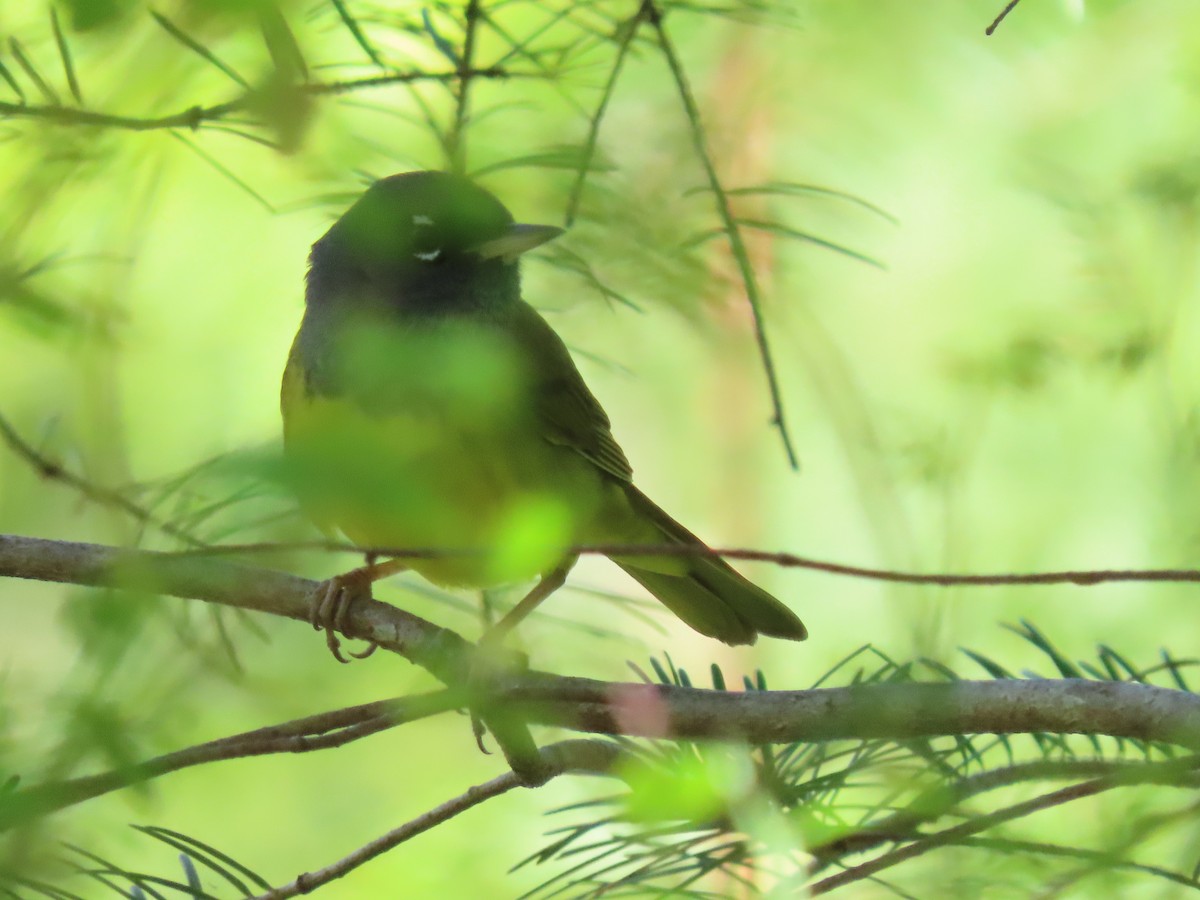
[{"xmin": 307, "ymin": 170, "xmax": 562, "ymax": 314}]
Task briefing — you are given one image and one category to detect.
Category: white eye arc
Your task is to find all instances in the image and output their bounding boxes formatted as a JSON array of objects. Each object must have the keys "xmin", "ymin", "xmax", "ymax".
[
  {"xmin": 414, "ymin": 248, "xmax": 442, "ymax": 261},
  {"xmin": 412, "ymin": 214, "xmax": 434, "ymax": 226}
]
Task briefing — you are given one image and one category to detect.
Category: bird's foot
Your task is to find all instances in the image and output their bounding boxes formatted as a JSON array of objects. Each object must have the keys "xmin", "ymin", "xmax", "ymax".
[{"xmin": 310, "ymin": 568, "xmax": 381, "ymax": 663}]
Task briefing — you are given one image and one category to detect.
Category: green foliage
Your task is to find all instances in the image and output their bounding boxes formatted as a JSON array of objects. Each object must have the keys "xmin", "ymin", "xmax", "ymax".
[
  {"xmin": 3, "ymin": 0, "xmax": 1200, "ymax": 896},
  {"xmin": 521, "ymin": 639, "xmax": 1200, "ymax": 897}
]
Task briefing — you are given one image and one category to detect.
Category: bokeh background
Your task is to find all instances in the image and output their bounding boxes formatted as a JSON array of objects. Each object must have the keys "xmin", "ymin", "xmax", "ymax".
[{"xmin": 4, "ymin": 0, "xmax": 1200, "ymax": 895}]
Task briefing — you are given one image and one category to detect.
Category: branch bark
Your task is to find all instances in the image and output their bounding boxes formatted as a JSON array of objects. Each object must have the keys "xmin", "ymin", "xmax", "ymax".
[
  {"xmin": 0, "ymin": 691, "xmax": 462, "ymax": 831},
  {"xmin": 250, "ymin": 739, "xmax": 620, "ymax": 900},
  {"xmin": 4, "ymin": 533, "xmax": 1200, "ymax": 752}
]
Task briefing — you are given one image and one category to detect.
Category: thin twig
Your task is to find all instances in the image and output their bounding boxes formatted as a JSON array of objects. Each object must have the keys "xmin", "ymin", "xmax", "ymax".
[
  {"xmin": 0, "ymin": 691, "xmax": 461, "ymax": 831},
  {"xmin": 169, "ymin": 536, "xmax": 1200, "ymax": 590},
  {"xmin": 8, "ymin": 408, "xmax": 1199, "ymax": 598},
  {"xmin": 959, "ymin": 837, "xmax": 1200, "ymax": 891},
  {"xmin": 447, "ymin": 0, "xmax": 483, "ymax": 173},
  {"xmin": 0, "ymin": 412, "xmax": 205, "ymax": 548},
  {"xmin": 987, "ymin": 0, "xmax": 1025, "ymax": 35},
  {"xmin": 0, "ymin": 68, "xmax": 511, "ymax": 133},
  {"xmin": 563, "ymin": 2, "xmax": 648, "ymax": 227},
  {"xmin": 809, "ymin": 758, "xmax": 1200, "ymax": 872},
  {"xmin": 809, "ymin": 756, "xmax": 1200, "ymax": 894},
  {"xmin": 644, "ymin": 0, "xmax": 799, "ymax": 469},
  {"xmin": 249, "ymin": 739, "xmax": 620, "ymax": 900}
]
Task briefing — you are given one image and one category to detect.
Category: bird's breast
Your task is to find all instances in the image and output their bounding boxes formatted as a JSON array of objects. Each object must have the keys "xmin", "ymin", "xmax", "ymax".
[{"xmin": 282, "ymin": 314, "xmax": 602, "ymax": 586}]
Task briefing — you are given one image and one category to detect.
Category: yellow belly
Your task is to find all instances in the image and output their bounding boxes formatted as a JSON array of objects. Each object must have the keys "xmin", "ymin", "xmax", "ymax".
[{"xmin": 283, "ymin": 380, "xmax": 614, "ymax": 587}]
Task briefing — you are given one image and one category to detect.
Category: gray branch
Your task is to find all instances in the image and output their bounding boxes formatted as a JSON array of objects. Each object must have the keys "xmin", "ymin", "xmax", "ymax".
[{"xmin": 4, "ymin": 533, "xmax": 1200, "ymax": 751}]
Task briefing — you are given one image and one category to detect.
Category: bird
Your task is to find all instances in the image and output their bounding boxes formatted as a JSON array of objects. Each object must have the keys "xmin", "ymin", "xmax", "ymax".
[{"xmin": 280, "ymin": 170, "xmax": 807, "ymax": 655}]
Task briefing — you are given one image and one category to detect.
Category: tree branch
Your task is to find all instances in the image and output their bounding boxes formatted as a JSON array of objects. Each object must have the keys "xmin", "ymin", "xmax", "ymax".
[
  {"xmin": 250, "ymin": 739, "xmax": 620, "ymax": 900},
  {"xmin": 646, "ymin": 0, "xmax": 799, "ymax": 469},
  {"xmin": 0, "ymin": 691, "xmax": 463, "ymax": 832},
  {"xmin": 0, "ymin": 532, "xmax": 477, "ymax": 683},
  {"xmin": 562, "ymin": 2, "xmax": 649, "ymax": 227},
  {"xmin": 0, "ymin": 68, "xmax": 511, "ymax": 133},
  {"xmin": 0, "ymin": 412, "xmax": 206, "ymax": 548},
  {"xmin": 179, "ymin": 534, "xmax": 1200, "ymax": 590},
  {"xmin": 447, "ymin": 0, "xmax": 483, "ymax": 173},
  {"xmin": 4, "ymin": 534, "xmax": 1200, "ymax": 753},
  {"xmin": 809, "ymin": 756, "xmax": 1200, "ymax": 894},
  {"xmin": 808, "ymin": 757, "xmax": 1200, "ymax": 872}
]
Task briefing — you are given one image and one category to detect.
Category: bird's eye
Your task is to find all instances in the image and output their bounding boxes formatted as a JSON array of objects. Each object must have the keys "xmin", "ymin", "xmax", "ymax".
[{"xmin": 415, "ymin": 213, "xmax": 448, "ymax": 262}]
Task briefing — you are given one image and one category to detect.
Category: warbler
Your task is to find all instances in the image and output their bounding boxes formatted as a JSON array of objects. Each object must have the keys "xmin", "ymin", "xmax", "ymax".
[{"xmin": 281, "ymin": 171, "xmax": 806, "ymax": 647}]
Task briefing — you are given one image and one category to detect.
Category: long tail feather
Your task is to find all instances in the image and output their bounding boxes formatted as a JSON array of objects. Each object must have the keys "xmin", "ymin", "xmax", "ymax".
[{"xmin": 613, "ymin": 487, "xmax": 808, "ymax": 645}]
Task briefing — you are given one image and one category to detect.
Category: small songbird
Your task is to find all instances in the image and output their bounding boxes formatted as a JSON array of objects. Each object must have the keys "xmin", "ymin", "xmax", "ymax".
[{"xmin": 281, "ymin": 171, "xmax": 806, "ymax": 650}]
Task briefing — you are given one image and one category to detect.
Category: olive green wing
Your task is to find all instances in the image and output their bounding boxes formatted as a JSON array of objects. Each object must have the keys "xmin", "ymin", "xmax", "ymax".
[
  {"xmin": 506, "ymin": 302, "xmax": 633, "ymax": 484},
  {"xmin": 503, "ymin": 303, "xmax": 807, "ymax": 645}
]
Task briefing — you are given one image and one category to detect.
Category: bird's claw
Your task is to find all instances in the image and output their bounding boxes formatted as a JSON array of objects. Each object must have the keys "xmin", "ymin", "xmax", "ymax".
[
  {"xmin": 466, "ymin": 635, "xmax": 530, "ymax": 753},
  {"xmin": 310, "ymin": 570, "xmax": 380, "ymax": 664}
]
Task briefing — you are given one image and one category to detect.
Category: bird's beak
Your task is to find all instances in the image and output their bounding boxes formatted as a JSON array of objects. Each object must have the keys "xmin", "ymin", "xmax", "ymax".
[{"xmin": 471, "ymin": 223, "xmax": 564, "ymax": 263}]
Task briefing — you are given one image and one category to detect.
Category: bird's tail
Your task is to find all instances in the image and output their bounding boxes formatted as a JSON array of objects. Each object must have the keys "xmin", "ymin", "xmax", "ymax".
[{"xmin": 612, "ymin": 487, "xmax": 807, "ymax": 646}]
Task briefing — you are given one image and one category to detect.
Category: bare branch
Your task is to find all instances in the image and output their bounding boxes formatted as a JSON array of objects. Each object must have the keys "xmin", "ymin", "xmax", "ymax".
[
  {"xmin": 174, "ymin": 536, "xmax": 1200, "ymax": 590},
  {"xmin": 0, "ymin": 691, "xmax": 462, "ymax": 831},
  {"xmin": 0, "ymin": 68, "xmax": 511, "ymax": 133},
  {"xmin": 448, "ymin": 0, "xmax": 484, "ymax": 173},
  {"xmin": 987, "ymin": 0, "xmax": 1025, "ymax": 35},
  {"xmin": 509, "ymin": 675, "xmax": 1200, "ymax": 750},
  {"xmin": 0, "ymin": 412, "xmax": 207, "ymax": 547},
  {"xmin": 645, "ymin": 0, "xmax": 799, "ymax": 469},
  {"xmin": 0, "ymin": 532, "xmax": 475, "ymax": 683},
  {"xmin": 4, "ymin": 534, "xmax": 1200, "ymax": 754},
  {"xmin": 250, "ymin": 739, "xmax": 620, "ymax": 900},
  {"xmin": 563, "ymin": 2, "xmax": 648, "ymax": 227}
]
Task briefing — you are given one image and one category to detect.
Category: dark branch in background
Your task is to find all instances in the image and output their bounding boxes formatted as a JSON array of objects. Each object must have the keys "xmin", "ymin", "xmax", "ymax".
[
  {"xmin": 563, "ymin": 2, "xmax": 649, "ymax": 227},
  {"xmin": 447, "ymin": 0, "xmax": 483, "ymax": 174},
  {"xmin": 250, "ymin": 739, "xmax": 620, "ymax": 900},
  {"xmin": 6, "ymin": 404, "xmax": 1200, "ymax": 600},
  {"xmin": 811, "ymin": 756, "xmax": 1200, "ymax": 895},
  {"xmin": 0, "ymin": 68, "xmax": 510, "ymax": 133},
  {"xmin": 807, "ymin": 757, "xmax": 1200, "ymax": 875},
  {"xmin": 987, "ymin": 0, "xmax": 1025, "ymax": 35},
  {"xmin": 645, "ymin": 0, "xmax": 800, "ymax": 470},
  {"xmin": 0, "ymin": 412, "xmax": 206, "ymax": 548}
]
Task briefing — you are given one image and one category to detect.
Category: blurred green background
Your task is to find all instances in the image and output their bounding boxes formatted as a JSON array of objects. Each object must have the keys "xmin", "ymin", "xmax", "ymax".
[{"xmin": 4, "ymin": 0, "xmax": 1200, "ymax": 895}]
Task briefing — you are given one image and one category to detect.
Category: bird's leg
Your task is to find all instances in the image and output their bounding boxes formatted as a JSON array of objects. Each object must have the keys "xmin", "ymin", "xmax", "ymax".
[
  {"xmin": 310, "ymin": 558, "xmax": 408, "ymax": 663},
  {"xmin": 470, "ymin": 557, "xmax": 575, "ymax": 751},
  {"xmin": 481, "ymin": 557, "xmax": 575, "ymax": 649}
]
